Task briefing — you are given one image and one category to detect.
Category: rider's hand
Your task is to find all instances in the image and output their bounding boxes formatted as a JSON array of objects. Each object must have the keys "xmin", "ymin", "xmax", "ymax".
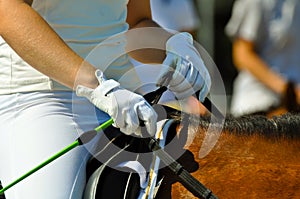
[
  {"xmin": 76, "ymin": 70, "xmax": 157, "ymax": 136},
  {"xmin": 157, "ymin": 32, "xmax": 211, "ymax": 101}
]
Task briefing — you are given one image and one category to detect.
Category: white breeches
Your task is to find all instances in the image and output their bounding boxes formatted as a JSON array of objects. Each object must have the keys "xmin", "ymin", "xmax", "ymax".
[{"xmin": 0, "ymin": 91, "xmax": 109, "ymax": 199}]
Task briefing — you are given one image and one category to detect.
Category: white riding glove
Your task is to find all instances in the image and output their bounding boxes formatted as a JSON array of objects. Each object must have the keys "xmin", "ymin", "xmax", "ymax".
[
  {"xmin": 157, "ymin": 32, "xmax": 211, "ymax": 101},
  {"xmin": 76, "ymin": 70, "xmax": 157, "ymax": 136}
]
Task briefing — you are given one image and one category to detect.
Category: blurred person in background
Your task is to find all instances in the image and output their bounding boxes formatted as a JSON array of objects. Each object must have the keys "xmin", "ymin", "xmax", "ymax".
[{"xmin": 225, "ymin": 0, "xmax": 300, "ymax": 117}]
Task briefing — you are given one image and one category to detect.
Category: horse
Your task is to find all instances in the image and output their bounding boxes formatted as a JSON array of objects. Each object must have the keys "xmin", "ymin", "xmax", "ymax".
[{"xmin": 168, "ymin": 112, "xmax": 300, "ymax": 199}]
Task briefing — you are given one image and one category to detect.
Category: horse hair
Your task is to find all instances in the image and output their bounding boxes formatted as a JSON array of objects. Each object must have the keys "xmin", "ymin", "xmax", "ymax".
[{"xmin": 175, "ymin": 111, "xmax": 300, "ymax": 139}]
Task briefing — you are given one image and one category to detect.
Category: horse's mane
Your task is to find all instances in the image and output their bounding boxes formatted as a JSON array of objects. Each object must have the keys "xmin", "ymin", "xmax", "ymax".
[
  {"xmin": 167, "ymin": 108, "xmax": 300, "ymax": 139},
  {"xmin": 198, "ymin": 113, "xmax": 300, "ymax": 139},
  {"xmin": 226, "ymin": 113, "xmax": 300, "ymax": 138}
]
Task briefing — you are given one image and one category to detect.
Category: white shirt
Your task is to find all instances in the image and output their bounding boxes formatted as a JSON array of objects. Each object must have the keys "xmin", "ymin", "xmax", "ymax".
[
  {"xmin": 225, "ymin": 0, "xmax": 300, "ymax": 116},
  {"xmin": 0, "ymin": 0, "xmax": 140, "ymax": 94}
]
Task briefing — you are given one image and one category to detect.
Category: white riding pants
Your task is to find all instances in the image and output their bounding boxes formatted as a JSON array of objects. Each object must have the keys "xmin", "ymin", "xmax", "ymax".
[{"xmin": 0, "ymin": 91, "xmax": 109, "ymax": 199}]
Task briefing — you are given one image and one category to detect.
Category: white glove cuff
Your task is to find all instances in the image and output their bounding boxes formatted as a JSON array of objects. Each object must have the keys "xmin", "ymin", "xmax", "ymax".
[
  {"xmin": 99, "ymin": 79, "xmax": 120, "ymax": 95},
  {"xmin": 94, "ymin": 69, "xmax": 120, "ymax": 95}
]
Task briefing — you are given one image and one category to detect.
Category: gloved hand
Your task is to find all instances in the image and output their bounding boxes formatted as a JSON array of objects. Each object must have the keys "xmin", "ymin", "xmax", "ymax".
[
  {"xmin": 76, "ymin": 70, "xmax": 157, "ymax": 136},
  {"xmin": 157, "ymin": 32, "xmax": 211, "ymax": 101}
]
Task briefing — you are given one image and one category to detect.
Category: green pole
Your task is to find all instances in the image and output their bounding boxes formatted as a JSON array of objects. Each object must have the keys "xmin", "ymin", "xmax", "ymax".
[
  {"xmin": 0, "ymin": 118, "xmax": 114, "ymax": 195},
  {"xmin": 95, "ymin": 118, "xmax": 113, "ymax": 132}
]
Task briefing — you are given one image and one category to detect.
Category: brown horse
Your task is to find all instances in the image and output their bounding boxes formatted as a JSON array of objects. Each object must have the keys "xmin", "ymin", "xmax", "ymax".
[{"xmin": 165, "ymin": 113, "xmax": 300, "ymax": 199}]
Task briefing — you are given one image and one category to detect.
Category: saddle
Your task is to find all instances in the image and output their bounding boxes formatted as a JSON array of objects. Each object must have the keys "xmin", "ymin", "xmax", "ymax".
[{"xmin": 84, "ymin": 106, "xmax": 191, "ymax": 199}]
